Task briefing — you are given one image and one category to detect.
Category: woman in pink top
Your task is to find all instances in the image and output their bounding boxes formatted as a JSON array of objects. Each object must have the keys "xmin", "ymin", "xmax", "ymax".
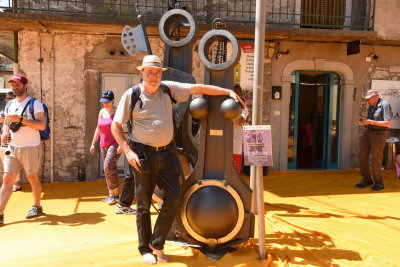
[{"xmin": 90, "ymin": 90, "xmax": 121, "ymax": 204}]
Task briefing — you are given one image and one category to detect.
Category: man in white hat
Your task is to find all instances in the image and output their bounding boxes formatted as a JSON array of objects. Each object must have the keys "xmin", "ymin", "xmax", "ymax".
[
  {"xmin": 356, "ymin": 89, "xmax": 392, "ymax": 191},
  {"xmin": 112, "ymin": 55, "xmax": 244, "ymax": 264}
]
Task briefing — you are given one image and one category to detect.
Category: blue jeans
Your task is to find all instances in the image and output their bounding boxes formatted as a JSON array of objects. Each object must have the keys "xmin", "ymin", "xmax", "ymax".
[{"xmin": 130, "ymin": 141, "xmax": 181, "ymax": 255}]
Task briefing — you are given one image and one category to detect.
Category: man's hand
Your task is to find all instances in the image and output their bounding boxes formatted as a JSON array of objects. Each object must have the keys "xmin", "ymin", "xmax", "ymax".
[
  {"xmin": 229, "ymin": 91, "xmax": 245, "ymax": 108},
  {"xmin": 234, "ymin": 116, "xmax": 246, "ymax": 126},
  {"xmin": 6, "ymin": 115, "xmax": 22, "ymax": 123},
  {"xmin": 125, "ymin": 149, "xmax": 141, "ymax": 171},
  {"xmin": 5, "ymin": 115, "xmax": 21, "ymax": 123}
]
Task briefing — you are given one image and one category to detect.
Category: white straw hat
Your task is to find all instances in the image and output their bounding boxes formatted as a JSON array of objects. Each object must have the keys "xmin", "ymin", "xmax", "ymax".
[{"xmin": 137, "ymin": 55, "xmax": 168, "ymax": 71}]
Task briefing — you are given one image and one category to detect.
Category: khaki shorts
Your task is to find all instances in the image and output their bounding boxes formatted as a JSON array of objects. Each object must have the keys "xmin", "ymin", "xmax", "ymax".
[{"xmin": 3, "ymin": 145, "xmax": 42, "ymax": 175}]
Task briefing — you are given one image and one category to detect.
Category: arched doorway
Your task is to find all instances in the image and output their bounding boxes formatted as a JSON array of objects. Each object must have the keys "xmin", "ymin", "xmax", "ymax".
[
  {"xmin": 288, "ymin": 71, "xmax": 341, "ymax": 169},
  {"xmin": 278, "ymin": 59, "xmax": 354, "ymax": 170}
]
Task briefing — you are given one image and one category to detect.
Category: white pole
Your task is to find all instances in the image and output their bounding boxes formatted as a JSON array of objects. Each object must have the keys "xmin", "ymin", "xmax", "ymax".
[
  {"xmin": 251, "ymin": 0, "xmax": 267, "ymax": 260},
  {"xmin": 50, "ymin": 34, "xmax": 55, "ymax": 183}
]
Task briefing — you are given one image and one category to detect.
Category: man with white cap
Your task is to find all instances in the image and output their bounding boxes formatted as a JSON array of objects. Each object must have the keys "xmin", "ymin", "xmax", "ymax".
[
  {"xmin": 0, "ymin": 74, "xmax": 46, "ymax": 226},
  {"xmin": 111, "ymin": 55, "xmax": 244, "ymax": 264},
  {"xmin": 356, "ymin": 89, "xmax": 392, "ymax": 191}
]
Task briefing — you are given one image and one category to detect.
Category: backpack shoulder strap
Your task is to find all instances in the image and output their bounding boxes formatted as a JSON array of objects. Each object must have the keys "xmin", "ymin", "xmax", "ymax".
[
  {"xmin": 130, "ymin": 85, "xmax": 141, "ymax": 114},
  {"xmin": 127, "ymin": 85, "xmax": 141, "ymax": 139},
  {"xmin": 160, "ymin": 82, "xmax": 177, "ymax": 104},
  {"xmin": 28, "ymin": 97, "xmax": 37, "ymax": 119}
]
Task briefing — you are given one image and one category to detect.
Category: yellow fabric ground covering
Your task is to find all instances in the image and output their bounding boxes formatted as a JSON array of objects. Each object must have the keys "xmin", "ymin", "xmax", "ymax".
[{"xmin": 1, "ymin": 170, "xmax": 399, "ymax": 266}]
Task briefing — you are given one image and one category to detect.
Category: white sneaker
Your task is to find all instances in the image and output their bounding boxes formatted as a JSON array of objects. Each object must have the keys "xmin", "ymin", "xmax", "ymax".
[
  {"xmin": 12, "ymin": 185, "xmax": 22, "ymax": 192},
  {"xmin": 115, "ymin": 204, "xmax": 136, "ymax": 215}
]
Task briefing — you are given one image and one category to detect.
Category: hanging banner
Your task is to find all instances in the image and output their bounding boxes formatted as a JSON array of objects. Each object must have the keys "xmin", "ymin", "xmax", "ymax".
[
  {"xmin": 371, "ymin": 80, "xmax": 400, "ymax": 129},
  {"xmin": 243, "ymin": 125, "xmax": 273, "ymax": 166},
  {"xmin": 233, "ymin": 42, "xmax": 254, "ymax": 106}
]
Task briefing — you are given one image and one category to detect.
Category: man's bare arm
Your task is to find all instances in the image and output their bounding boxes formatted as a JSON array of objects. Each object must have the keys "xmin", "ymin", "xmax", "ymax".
[
  {"xmin": 7, "ymin": 112, "xmax": 46, "ymax": 131},
  {"xmin": 190, "ymin": 84, "xmax": 245, "ymax": 108}
]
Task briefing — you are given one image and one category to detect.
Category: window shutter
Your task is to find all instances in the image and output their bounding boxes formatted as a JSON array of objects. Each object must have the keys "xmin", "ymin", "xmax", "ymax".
[{"xmin": 301, "ymin": 0, "xmax": 345, "ymax": 29}]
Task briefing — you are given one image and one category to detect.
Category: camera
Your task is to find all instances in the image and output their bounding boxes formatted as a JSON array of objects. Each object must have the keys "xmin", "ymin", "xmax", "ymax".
[
  {"xmin": 5, "ymin": 150, "xmax": 11, "ymax": 156},
  {"xmin": 9, "ymin": 122, "xmax": 22, "ymax": 133}
]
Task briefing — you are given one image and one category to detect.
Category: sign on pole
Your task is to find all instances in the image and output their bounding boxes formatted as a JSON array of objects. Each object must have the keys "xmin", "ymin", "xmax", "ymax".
[{"xmin": 243, "ymin": 125, "xmax": 273, "ymax": 166}]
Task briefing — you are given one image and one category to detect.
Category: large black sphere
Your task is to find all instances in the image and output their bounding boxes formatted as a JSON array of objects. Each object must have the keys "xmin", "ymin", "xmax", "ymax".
[
  {"xmin": 189, "ymin": 97, "xmax": 208, "ymax": 119},
  {"xmin": 220, "ymin": 98, "xmax": 242, "ymax": 121},
  {"xmin": 186, "ymin": 186, "xmax": 238, "ymax": 239}
]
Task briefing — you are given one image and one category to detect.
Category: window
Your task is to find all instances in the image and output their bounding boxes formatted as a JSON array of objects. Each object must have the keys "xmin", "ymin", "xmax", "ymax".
[{"xmin": 301, "ymin": 0, "xmax": 345, "ymax": 29}]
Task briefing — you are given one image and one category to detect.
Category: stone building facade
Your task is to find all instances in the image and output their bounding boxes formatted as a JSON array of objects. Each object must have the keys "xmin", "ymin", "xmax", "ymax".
[{"xmin": 1, "ymin": 0, "xmax": 400, "ymax": 181}]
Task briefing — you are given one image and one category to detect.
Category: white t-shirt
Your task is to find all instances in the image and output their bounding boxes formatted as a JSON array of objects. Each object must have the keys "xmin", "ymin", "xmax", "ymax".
[{"xmin": 5, "ymin": 96, "xmax": 44, "ymax": 147}]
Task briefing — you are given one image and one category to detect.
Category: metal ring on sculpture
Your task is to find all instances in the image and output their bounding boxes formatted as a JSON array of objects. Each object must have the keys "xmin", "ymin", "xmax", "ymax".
[
  {"xmin": 198, "ymin": 29, "xmax": 241, "ymax": 71},
  {"xmin": 181, "ymin": 179, "xmax": 245, "ymax": 247},
  {"xmin": 158, "ymin": 9, "xmax": 197, "ymax": 48}
]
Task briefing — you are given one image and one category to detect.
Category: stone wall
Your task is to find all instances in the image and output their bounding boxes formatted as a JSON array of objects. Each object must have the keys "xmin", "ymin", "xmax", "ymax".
[
  {"xmin": 358, "ymin": 49, "xmax": 400, "ymax": 120},
  {"xmin": 262, "ymin": 41, "xmax": 274, "ymax": 124},
  {"xmin": 374, "ymin": 0, "xmax": 400, "ymax": 39},
  {"xmin": 359, "ymin": 62, "xmax": 400, "ymax": 124},
  {"xmin": 4, "ymin": 29, "xmax": 207, "ymax": 183},
  {"xmin": 268, "ymin": 40, "xmax": 400, "ymax": 169},
  {"xmin": 13, "ymin": 30, "xmax": 106, "ymax": 182}
]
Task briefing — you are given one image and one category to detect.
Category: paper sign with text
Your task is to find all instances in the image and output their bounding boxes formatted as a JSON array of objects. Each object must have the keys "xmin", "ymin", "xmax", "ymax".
[{"xmin": 243, "ymin": 125, "xmax": 273, "ymax": 166}]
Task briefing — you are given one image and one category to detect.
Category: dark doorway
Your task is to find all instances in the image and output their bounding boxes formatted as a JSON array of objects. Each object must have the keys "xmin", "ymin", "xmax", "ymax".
[{"xmin": 288, "ymin": 71, "xmax": 341, "ymax": 169}]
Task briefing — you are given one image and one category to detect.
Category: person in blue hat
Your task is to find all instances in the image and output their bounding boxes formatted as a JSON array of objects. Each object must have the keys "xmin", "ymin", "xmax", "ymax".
[{"xmin": 90, "ymin": 90, "xmax": 127, "ymax": 206}]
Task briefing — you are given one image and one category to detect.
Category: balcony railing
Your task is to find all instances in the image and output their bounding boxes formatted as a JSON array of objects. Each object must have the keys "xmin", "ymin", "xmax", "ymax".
[{"xmin": 0, "ymin": 0, "xmax": 376, "ymax": 31}]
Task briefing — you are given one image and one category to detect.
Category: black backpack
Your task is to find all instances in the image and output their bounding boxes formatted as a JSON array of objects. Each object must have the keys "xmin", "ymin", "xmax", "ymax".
[{"xmin": 127, "ymin": 82, "xmax": 176, "ymax": 136}]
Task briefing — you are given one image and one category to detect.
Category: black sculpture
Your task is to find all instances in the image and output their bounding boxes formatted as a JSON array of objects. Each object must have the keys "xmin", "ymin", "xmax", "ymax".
[{"xmin": 172, "ymin": 19, "xmax": 254, "ymax": 258}]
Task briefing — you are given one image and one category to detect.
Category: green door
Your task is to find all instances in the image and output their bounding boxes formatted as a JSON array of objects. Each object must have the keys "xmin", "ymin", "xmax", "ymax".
[{"xmin": 288, "ymin": 71, "xmax": 341, "ymax": 169}]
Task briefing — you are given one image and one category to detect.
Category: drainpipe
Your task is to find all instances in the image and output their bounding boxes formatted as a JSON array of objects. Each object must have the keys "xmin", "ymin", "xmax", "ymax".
[
  {"xmin": 13, "ymin": 31, "xmax": 19, "ymax": 74},
  {"xmin": 12, "ymin": 0, "xmax": 19, "ymax": 73},
  {"xmin": 50, "ymin": 34, "xmax": 55, "ymax": 183}
]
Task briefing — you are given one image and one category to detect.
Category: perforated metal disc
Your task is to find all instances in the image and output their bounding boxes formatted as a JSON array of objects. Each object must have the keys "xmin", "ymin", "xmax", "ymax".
[{"xmin": 121, "ymin": 25, "xmax": 148, "ymax": 57}]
